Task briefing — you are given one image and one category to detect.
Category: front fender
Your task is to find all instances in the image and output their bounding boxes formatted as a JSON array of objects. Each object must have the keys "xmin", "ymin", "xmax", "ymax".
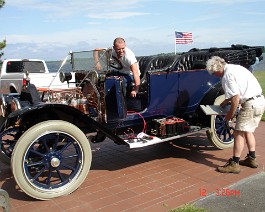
[{"xmin": 2, "ymin": 103, "xmax": 126, "ymax": 145}]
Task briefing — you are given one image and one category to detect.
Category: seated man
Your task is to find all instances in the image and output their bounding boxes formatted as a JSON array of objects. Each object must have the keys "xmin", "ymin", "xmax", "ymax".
[{"xmin": 94, "ymin": 37, "xmax": 141, "ymax": 98}]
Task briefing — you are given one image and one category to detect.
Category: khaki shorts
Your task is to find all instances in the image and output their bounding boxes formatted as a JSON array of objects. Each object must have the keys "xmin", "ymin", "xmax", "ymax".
[{"xmin": 236, "ymin": 96, "xmax": 265, "ymax": 132}]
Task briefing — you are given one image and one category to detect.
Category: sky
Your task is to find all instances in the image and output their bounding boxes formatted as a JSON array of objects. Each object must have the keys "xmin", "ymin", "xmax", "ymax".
[{"xmin": 0, "ymin": 0, "xmax": 265, "ymax": 61}]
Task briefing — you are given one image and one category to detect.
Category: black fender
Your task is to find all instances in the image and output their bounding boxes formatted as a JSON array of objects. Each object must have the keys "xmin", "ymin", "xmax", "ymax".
[
  {"xmin": 194, "ymin": 81, "xmax": 224, "ymax": 126},
  {"xmin": 2, "ymin": 103, "xmax": 126, "ymax": 145}
]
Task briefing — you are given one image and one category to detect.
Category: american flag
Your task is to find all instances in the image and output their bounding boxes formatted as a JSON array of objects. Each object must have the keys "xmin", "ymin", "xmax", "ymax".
[{"xmin": 175, "ymin": 32, "xmax": 193, "ymax": 44}]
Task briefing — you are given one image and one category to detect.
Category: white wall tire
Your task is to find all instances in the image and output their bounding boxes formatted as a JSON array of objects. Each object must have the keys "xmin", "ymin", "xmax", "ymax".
[{"xmin": 11, "ymin": 120, "xmax": 92, "ymax": 200}]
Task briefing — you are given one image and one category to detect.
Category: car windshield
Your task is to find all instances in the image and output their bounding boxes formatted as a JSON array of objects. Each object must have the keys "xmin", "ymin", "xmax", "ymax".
[
  {"xmin": 71, "ymin": 49, "xmax": 111, "ymax": 72},
  {"xmin": 6, "ymin": 61, "xmax": 46, "ymax": 73}
]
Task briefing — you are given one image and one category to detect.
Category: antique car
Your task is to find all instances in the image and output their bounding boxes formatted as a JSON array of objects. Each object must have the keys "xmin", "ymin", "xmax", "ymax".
[{"xmin": 0, "ymin": 44, "xmax": 264, "ymax": 200}]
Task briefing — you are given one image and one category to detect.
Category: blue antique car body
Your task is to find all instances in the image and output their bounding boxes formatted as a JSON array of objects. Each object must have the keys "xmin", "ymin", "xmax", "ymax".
[{"xmin": 0, "ymin": 44, "xmax": 263, "ymax": 200}]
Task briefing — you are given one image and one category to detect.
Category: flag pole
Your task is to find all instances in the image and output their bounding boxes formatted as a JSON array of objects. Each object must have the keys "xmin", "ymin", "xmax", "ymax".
[{"xmin": 174, "ymin": 31, "xmax": 176, "ymax": 55}]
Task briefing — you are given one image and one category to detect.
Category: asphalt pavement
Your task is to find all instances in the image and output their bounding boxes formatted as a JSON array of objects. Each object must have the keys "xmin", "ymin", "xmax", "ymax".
[{"xmin": 193, "ymin": 171, "xmax": 265, "ymax": 212}]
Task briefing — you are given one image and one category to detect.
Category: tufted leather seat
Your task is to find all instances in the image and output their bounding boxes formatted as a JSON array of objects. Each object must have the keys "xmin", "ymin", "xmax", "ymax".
[
  {"xmin": 137, "ymin": 54, "xmax": 179, "ymax": 90},
  {"xmin": 147, "ymin": 55, "xmax": 179, "ymax": 71},
  {"xmin": 137, "ymin": 54, "xmax": 180, "ymax": 80},
  {"xmin": 137, "ymin": 56, "xmax": 154, "ymax": 79}
]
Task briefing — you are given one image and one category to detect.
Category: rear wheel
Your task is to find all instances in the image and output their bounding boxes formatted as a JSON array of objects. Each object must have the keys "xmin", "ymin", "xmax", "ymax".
[
  {"xmin": 0, "ymin": 127, "xmax": 21, "ymax": 165},
  {"xmin": 11, "ymin": 120, "xmax": 92, "ymax": 200},
  {"xmin": 206, "ymin": 95, "xmax": 235, "ymax": 149}
]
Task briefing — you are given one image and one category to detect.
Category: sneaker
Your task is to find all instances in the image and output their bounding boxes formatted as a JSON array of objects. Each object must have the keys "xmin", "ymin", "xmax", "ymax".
[
  {"xmin": 217, "ymin": 158, "xmax": 240, "ymax": 174},
  {"xmin": 239, "ymin": 155, "xmax": 258, "ymax": 168}
]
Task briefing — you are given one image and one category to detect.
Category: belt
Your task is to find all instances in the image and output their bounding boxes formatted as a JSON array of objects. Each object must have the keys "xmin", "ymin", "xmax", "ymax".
[{"xmin": 245, "ymin": 95, "xmax": 262, "ymax": 102}]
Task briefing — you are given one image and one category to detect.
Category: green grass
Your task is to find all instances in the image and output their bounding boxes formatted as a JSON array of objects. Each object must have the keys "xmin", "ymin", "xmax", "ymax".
[
  {"xmin": 253, "ymin": 70, "xmax": 265, "ymax": 121},
  {"xmin": 165, "ymin": 204, "xmax": 207, "ymax": 212}
]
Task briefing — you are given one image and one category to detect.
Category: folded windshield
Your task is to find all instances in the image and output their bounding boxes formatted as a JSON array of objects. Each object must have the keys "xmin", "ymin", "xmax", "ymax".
[{"xmin": 71, "ymin": 49, "xmax": 111, "ymax": 72}]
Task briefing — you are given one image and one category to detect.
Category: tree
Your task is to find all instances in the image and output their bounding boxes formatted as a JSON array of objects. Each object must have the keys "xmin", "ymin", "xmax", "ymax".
[{"xmin": 0, "ymin": 0, "xmax": 6, "ymax": 59}]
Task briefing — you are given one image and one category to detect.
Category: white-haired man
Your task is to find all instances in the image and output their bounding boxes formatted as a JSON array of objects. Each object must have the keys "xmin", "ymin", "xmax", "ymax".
[{"xmin": 206, "ymin": 56, "xmax": 265, "ymax": 174}]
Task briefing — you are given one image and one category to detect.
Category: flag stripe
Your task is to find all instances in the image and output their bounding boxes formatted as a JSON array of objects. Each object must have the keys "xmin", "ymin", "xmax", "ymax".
[{"xmin": 175, "ymin": 31, "xmax": 193, "ymax": 44}]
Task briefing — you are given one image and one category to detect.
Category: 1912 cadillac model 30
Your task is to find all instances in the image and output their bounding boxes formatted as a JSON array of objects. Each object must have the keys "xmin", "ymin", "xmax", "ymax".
[{"xmin": 0, "ymin": 44, "xmax": 264, "ymax": 200}]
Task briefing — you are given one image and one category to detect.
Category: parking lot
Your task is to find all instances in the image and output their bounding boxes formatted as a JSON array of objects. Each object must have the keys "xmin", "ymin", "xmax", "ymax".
[{"xmin": 1, "ymin": 121, "xmax": 265, "ymax": 211}]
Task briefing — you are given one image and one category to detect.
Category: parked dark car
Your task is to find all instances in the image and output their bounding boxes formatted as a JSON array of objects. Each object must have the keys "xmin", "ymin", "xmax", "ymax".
[{"xmin": 0, "ymin": 44, "xmax": 264, "ymax": 200}]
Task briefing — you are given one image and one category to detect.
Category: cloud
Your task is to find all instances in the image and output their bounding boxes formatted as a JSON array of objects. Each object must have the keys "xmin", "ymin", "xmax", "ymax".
[
  {"xmin": 7, "ymin": 0, "xmax": 146, "ymax": 19},
  {"xmin": 86, "ymin": 12, "xmax": 149, "ymax": 20},
  {"xmin": 171, "ymin": 0, "xmax": 263, "ymax": 3},
  {"xmin": 3, "ymin": 42, "xmax": 73, "ymax": 60}
]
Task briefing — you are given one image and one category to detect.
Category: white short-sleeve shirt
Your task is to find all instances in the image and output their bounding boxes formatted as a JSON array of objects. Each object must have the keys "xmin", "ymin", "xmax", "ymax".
[
  {"xmin": 112, "ymin": 47, "xmax": 140, "ymax": 76},
  {"xmin": 222, "ymin": 64, "xmax": 262, "ymax": 103}
]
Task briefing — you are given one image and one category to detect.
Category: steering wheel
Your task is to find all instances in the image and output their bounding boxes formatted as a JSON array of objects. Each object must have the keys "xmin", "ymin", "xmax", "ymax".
[{"xmin": 110, "ymin": 56, "xmax": 123, "ymax": 70}]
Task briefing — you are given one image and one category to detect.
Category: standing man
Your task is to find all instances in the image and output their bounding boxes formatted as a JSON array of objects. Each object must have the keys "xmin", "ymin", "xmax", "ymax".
[
  {"xmin": 206, "ymin": 56, "xmax": 265, "ymax": 174},
  {"xmin": 94, "ymin": 37, "xmax": 141, "ymax": 98}
]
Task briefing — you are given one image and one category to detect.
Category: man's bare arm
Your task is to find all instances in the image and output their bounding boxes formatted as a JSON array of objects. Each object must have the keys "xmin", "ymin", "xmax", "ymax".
[
  {"xmin": 93, "ymin": 48, "xmax": 106, "ymax": 70},
  {"xmin": 225, "ymin": 94, "xmax": 240, "ymax": 121},
  {"xmin": 130, "ymin": 63, "xmax": 141, "ymax": 97}
]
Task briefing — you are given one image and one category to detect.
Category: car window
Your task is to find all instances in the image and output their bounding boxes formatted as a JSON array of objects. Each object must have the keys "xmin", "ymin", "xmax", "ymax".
[{"xmin": 6, "ymin": 61, "xmax": 46, "ymax": 73}]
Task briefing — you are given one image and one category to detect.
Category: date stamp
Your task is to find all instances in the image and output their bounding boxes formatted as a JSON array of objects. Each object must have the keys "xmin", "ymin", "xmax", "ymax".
[{"xmin": 200, "ymin": 188, "xmax": 240, "ymax": 197}]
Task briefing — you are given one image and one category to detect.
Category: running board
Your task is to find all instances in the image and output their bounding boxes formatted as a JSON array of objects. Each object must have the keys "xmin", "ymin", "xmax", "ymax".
[{"xmin": 124, "ymin": 128, "xmax": 209, "ymax": 148}]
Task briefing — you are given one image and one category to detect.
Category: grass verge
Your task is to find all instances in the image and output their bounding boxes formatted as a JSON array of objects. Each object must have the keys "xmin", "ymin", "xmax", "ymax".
[
  {"xmin": 167, "ymin": 204, "xmax": 207, "ymax": 212},
  {"xmin": 253, "ymin": 70, "xmax": 265, "ymax": 121}
]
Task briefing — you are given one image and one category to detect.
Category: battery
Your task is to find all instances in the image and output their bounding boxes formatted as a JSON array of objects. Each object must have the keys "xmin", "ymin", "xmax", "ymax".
[
  {"xmin": 152, "ymin": 117, "xmax": 185, "ymax": 136},
  {"xmin": 165, "ymin": 118, "xmax": 177, "ymax": 135},
  {"xmin": 153, "ymin": 118, "xmax": 166, "ymax": 136}
]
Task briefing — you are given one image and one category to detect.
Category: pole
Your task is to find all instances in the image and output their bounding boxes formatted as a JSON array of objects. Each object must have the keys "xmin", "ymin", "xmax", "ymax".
[{"xmin": 174, "ymin": 32, "xmax": 176, "ymax": 55}]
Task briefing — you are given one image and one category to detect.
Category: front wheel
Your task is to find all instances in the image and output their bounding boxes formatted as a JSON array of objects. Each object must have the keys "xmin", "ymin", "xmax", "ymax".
[
  {"xmin": 206, "ymin": 95, "xmax": 235, "ymax": 149},
  {"xmin": 11, "ymin": 120, "xmax": 92, "ymax": 200}
]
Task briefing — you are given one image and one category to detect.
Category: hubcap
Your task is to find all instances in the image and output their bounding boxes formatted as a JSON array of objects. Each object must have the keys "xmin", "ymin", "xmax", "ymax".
[{"xmin": 50, "ymin": 157, "xmax": 61, "ymax": 168}]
